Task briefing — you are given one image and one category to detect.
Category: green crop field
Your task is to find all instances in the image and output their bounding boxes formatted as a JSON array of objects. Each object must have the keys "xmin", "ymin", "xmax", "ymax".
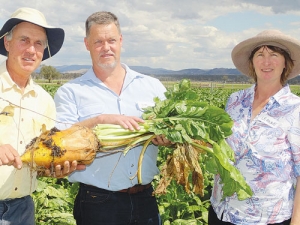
[{"xmin": 33, "ymin": 79, "xmax": 300, "ymax": 225}]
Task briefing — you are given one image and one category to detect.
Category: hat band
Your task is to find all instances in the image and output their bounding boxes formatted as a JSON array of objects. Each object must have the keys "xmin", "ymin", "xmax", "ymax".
[
  {"xmin": 255, "ymin": 41, "xmax": 290, "ymax": 54},
  {"xmin": 47, "ymin": 44, "xmax": 51, "ymax": 58}
]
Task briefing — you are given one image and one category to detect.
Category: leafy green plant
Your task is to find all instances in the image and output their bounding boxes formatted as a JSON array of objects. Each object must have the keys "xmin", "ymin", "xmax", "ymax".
[
  {"xmin": 41, "ymin": 84, "xmax": 60, "ymax": 97},
  {"xmin": 32, "ymin": 178, "xmax": 78, "ymax": 225},
  {"xmin": 154, "ymin": 148, "xmax": 212, "ymax": 225}
]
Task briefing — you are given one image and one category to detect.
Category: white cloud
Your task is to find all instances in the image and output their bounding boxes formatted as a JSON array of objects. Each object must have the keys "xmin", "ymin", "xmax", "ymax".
[{"xmin": 0, "ymin": 0, "xmax": 300, "ymax": 70}]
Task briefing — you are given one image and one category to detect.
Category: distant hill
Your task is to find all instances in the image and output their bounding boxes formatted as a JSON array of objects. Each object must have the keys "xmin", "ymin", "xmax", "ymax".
[
  {"xmin": 55, "ymin": 65, "xmax": 91, "ymax": 73},
  {"xmin": 42, "ymin": 64, "xmax": 242, "ymax": 76}
]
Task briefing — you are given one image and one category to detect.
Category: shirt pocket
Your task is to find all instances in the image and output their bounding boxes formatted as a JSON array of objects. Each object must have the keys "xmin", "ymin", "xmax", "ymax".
[
  {"xmin": 0, "ymin": 104, "xmax": 15, "ymax": 124},
  {"xmin": 78, "ymin": 104, "xmax": 105, "ymax": 121},
  {"xmin": 0, "ymin": 114, "xmax": 15, "ymax": 145}
]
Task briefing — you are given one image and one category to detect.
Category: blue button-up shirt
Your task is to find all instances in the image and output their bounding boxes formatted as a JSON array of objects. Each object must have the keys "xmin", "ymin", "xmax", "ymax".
[
  {"xmin": 210, "ymin": 84, "xmax": 300, "ymax": 224},
  {"xmin": 54, "ymin": 64, "xmax": 166, "ymax": 191}
]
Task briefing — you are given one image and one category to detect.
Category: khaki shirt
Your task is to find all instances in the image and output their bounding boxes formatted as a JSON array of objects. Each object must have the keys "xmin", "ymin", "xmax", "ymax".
[{"xmin": 0, "ymin": 61, "xmax": 55, "ymax": 200}]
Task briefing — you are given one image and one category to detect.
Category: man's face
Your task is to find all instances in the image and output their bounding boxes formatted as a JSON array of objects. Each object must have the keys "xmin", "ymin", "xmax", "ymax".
[
  {"xmin": 84, "ymin": 23, "xmax": 122, "ymax": 70},
  {"xmin": 4, "ymin": 21, "xmax": 47, "ymax": 75}
]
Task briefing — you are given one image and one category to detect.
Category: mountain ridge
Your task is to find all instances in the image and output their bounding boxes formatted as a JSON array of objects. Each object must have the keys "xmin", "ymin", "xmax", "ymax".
[{"xmin": 50, "ymin": 65, "xmax": 242, "ymax": 76}]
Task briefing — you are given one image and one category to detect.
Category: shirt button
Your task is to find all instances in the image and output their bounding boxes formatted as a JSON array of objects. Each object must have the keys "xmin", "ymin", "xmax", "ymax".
[
  {"xmin": 21, "ymin": 118, "xmax": 24, "ymax": 122},
  {"xmin": 20, "ymin": 141, "xmax": 23, "ymax": 144}
]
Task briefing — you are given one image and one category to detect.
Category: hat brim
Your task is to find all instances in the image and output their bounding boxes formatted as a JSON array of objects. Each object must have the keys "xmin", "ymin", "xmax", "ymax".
[
  {"xmin": 0, "ymin": 18, "xmax": 64, "ymax": 61},
  {"xmin": 231, "ymin": 31, "xmax": 300, "ymax": 80}
]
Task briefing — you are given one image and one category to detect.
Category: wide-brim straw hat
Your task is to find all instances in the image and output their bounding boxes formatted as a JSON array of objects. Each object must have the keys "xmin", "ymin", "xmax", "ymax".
[
  {"xmin": 231, "ymin": 29, "xmax": 300, "ymax": 80},
  {"xmin": 0, "ymin": 7, "xmax": 64, "ymax": 61}
]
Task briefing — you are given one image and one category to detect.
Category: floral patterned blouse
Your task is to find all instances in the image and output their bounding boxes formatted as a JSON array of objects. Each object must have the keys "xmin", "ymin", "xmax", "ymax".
[{"xmin": 210, "ymin": 84, "xmax": 300, "ymax": 225}]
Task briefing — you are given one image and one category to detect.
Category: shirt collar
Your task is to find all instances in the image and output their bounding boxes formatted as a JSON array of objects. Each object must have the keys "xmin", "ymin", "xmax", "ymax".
[
  {"xmin": 0, "ymin": 61, "xmax": 37, "ymax": 96},
  {"xmin": 272, "ymin": 84, "xmax": 291, "ymax": 105},
  {"xmin": 252, "ymin": 83, "xmax": 291, "ymax": 106}
]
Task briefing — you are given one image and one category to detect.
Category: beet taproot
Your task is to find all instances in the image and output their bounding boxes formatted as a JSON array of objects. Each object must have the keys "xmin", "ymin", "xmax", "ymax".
[{"xmin": 21, "ymin": 126, "xmax": 99, "ymax": 174}]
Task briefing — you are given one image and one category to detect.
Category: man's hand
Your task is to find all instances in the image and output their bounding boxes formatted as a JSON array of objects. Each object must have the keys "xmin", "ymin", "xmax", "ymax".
[
  {"xmin": 0, "ymin": 144, "xmax": 22, "ymax": 169},
  {"xmin": 44, "ymin": 160, "xmax": 86, "ymax": 178},
  {"xmin": 99, "ymin": 114, "xmax": 144, "ymax": 131},
  {"xmin": 152, "ymin": 135, "xmax": 173, "ymax": 146},
  {"xmin": 75, "ymin": 114, "xmax": 144, "ymax": 131}
]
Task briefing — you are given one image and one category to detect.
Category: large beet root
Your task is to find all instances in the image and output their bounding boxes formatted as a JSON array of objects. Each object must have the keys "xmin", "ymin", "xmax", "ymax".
[{"xmin": 21, "ymin": 125, "xmax": 99, "ymax": 174}]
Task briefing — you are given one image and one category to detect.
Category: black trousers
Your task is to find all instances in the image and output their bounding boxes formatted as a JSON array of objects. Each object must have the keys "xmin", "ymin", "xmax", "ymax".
[
  {"xmin": 208, "ymin": 205, "xmax": 291, "ymax": 225},
  {"xmin": 73, "ymin": 183, "xmax": 160, "ymax": 225}
]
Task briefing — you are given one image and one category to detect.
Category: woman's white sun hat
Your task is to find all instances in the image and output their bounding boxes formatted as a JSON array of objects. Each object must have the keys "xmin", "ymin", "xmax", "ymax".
[
  {"xmin": 0, "ymin": 7, "xmax": 65, "ymax": 61},
  {"xmin": 231, "ymin": 29, "xmax": 300, "ymax": 79}
]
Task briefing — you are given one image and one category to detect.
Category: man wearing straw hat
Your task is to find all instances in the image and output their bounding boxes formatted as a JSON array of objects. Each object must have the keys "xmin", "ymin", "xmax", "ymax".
[
  {"xmin": 209, "ymin": 30, "xmax": 300, "ymax": 225},
  {"xmin": 0, "ymin": 7, "xmax": 76, "ymax": 224}
]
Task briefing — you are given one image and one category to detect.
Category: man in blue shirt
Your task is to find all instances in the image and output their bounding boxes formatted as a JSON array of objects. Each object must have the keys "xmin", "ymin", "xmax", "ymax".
[{"xmin": 54, "ymin": 11, "xmax": 169, "ymax": 225}]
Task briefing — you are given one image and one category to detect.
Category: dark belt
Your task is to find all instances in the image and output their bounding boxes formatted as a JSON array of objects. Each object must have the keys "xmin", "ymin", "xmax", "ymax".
[
  {"xmin": 80, "ymin": 183, "xmax": 152, "ymax": 195},
  {"xmin": 118, "ymin": 183, "xmax": 152, "ymax": 194}
]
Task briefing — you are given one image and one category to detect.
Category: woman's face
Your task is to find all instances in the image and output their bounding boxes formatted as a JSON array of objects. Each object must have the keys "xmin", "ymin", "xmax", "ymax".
[{"xmin": 252, "ymin": 46, "xmax": 285, "ymax": 85}]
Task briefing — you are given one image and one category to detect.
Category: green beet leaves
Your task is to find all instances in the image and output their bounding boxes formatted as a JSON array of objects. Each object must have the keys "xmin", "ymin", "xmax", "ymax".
[{"xmin": 142, "ymin": 79, "xmax": 253, "ymax": 200}]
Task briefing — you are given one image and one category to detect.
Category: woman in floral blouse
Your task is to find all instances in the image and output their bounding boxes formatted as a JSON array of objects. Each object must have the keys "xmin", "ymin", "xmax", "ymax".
[{"xmin": 209, "ymin": 30, "xmax": 300, "ymax": 225}]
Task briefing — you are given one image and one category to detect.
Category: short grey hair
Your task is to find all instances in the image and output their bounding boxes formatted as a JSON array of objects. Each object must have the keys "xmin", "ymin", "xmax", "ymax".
[
  {"xmin": 5, "ymin": 25, "xmax": 17, "ymax": 41},
  {"xmin": 85, "ymin": 11, "xmax": 121, "ymax": 37}
]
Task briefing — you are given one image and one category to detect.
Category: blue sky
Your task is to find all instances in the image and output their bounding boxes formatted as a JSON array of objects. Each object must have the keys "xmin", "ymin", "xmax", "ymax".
[{"xmin": 0, "ymin": 0, "xmax": 300, "ymax": 71}]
